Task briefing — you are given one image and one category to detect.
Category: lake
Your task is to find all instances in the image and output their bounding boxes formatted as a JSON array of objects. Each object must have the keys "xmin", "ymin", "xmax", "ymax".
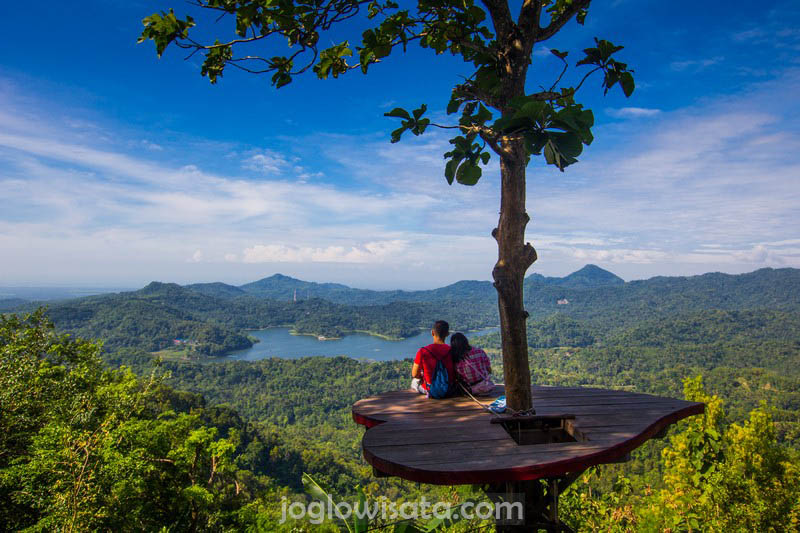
[{"xmin": 223, "ymin": 327, "xmax": 499, "ymax": 362}]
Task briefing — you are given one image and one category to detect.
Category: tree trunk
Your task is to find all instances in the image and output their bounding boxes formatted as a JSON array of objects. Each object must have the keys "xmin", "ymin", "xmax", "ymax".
[{"xmin": 493, "ymin": 138, "xmax": 536, "ymax": 413}]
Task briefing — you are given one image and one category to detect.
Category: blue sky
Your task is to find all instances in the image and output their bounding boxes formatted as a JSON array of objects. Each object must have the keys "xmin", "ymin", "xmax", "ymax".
[{"xmin": 0, "ymin": 0, "xmax": 798, "ymax": 289}]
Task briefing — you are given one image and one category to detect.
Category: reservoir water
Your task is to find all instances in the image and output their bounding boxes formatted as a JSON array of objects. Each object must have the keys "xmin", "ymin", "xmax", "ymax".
[{"xmin": 224, "ymin": 327, "xmax": 499, "ymax": 362}]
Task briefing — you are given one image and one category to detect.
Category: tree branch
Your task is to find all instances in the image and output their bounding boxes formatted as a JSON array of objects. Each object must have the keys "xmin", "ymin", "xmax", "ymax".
[
  {"xmin": 522, "ymin": 242, "xmax": 538, "ymax": 268},
  {"xmin": 478, "ymin": 128, "xmax": 504, "ymax": 156},
  {"xmin": 455, "ymin": 81, "xmax": 503, "ymax": 110},
  {"xmin": 529, "ymin": 90, "xmax": 564, "ymax": 101},
  {"xmin": 573, "ymin": 65, "xmax": 603, "ymax": 93},
  {"xmin": 480, "ymin": 0, "xmax": 516, "ymax": 41},
  {"xmin": 536, "ymin": 0, "xmax": 591, "ymax": 42},
  {"xmin": 517, "ymin": 0, "xmax": 542, "ymax": 42}
]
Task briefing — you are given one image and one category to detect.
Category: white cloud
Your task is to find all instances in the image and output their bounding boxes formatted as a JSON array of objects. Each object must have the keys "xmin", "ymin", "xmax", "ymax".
[
  {"xmin": 566, "ymin": 247, "xmax": 668, "ymax": 264},
  {"xmin": 606, "ymin": 107, "xmax": 662, "ymax": 118},
  {"xmin": 189, "ymin": 250, "xmax": 203, "ymax": 263},
  {"xmin": 241, "ymin": 240, "xmax": 409, "ymax": 264},
  {"xmin": 733, "ymin": 29, "xmax": 765, "ymax": 42},
  {"xmin": 241, "ymin": 149, "xmax": 324, "ymax": 182},
  {"xmin": 670, "ymin": 56, "xmax": 724, "ymax": 71},
  {"xmin": 242, "ymin": 150, "xmax": 291, "ymax": 174},
  {"xmin": 762, "ymin": 238, "xmax": 800, "ymax": 247},
  {"xmin": 141, "ymin": 140, "xmax": 164, "ymax": 151}
]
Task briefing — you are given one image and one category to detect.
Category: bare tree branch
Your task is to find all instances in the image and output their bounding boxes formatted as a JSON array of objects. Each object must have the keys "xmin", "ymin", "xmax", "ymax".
[{"xmin": 573, "ymin": 65, "xmax": 603, "ymax": 94}]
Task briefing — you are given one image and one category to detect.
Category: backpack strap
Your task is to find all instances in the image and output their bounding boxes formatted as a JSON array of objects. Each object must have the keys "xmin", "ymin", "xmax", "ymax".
[
  {"xmin": 420, "ymin": 347, "xmax": 451, "ymax": 383},
  {"xmin": 421, "ymin": 346, "xmax": 449, "ymax": 362}
]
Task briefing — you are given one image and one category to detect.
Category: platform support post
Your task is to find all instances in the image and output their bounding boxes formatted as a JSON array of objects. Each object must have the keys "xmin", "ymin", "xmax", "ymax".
[{"xmin": 486, "ymin": 471, "xmax": 584, "ymax": 532}]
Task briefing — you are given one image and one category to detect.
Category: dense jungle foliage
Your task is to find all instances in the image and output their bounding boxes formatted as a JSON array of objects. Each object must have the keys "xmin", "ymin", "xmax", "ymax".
[{"xmin": 3, "ymin": 266, "xmax": 800, "ymax": 531}]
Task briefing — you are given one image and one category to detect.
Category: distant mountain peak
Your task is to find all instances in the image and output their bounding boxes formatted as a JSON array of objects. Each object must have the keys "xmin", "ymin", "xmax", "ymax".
[
  {"xmin": 576, "ymin": 264, "xmax": 605, "ymax": 273},
  {"xmin": 570, "ymin": 264, "xmax": 621, "ymax": 278},
  {"xmin": 561, "ymin": 265, "xmax": 624, "ymax": 287},
  {"xmin": 266, "ymin": 273, "xmax": 298, "ymax": 281},
  {"xmin": 140, "ymin": 281, "xmax": 181, "ymax": 292},
  {"xmin": 244, "ymin": 273, "xmax": 302, "ymax": 287},
  {"xmin": 524, "ymin": 265, "xmax": 623, "ymax": 288}
]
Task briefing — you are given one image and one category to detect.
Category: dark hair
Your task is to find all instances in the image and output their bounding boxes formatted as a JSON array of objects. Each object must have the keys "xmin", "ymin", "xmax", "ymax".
[
  {"xmin": 432, "ymin": 320, "xmax": 449, "ymax": 340},
  {"xmin": 449, "ymin": 332, "xmax": 471, "ymax": 363}
]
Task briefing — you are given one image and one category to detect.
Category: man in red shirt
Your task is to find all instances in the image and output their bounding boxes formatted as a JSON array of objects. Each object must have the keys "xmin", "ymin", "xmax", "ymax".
[{"xmin": 410, "ymin": 320, "xmax": 455, "ymax": 396}]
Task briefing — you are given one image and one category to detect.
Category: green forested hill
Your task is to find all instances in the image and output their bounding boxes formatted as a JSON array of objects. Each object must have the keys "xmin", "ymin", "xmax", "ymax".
[
  {"xmin": 482, "ymin": 308, "xmax": 800, "ymax": 375},
  {"xmin": 13, "ymin": 266, "xmax": 800, "ymax": 359},
  {"xmin": 607, "ymin": 309, "xmax": 800, "ymax": 347},
  {"xmin": 521, "ymin": 267, "xmax": 800, "ymax": 326},
  {"xmin": 184, "ymin": 281, "xmax": 248, "ymax": 298},
  {"xmin": 239, "ymin": 273, "xmax": 385, "ymax": 303},
  {"xmin": 38, "ymin": 283, "xmax": 499, "ymax": 354},
  {"xmin": 232, "ymin": 264, "xmax": 626, "ymax": 305},
  {"xmin": 43, "ymin": 286, "xmax": 253, "ymax": 356}
]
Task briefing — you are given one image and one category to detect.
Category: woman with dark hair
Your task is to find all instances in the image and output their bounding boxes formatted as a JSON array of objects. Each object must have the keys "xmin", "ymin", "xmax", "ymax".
[{"xmin": 450, "ymin": 332, "xmax": 494, "ymax": 395}]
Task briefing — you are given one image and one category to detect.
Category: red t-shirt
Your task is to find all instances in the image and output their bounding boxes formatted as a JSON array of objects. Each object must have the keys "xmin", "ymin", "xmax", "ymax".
[{"xmin": 414, "ymin": 343, "xmax": 455, "ymax": 391}]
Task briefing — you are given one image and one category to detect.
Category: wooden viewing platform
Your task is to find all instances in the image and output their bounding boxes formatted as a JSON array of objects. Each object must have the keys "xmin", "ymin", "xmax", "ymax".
[{"xmin": 353, "ymin": 385, "xmax": 704, "ymax": 531}]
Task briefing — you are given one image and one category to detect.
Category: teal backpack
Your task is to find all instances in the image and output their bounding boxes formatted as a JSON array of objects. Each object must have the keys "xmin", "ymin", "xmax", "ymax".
[{"xmin": 424, "ymin": 348, "xmax": 452, "ymax": 399}]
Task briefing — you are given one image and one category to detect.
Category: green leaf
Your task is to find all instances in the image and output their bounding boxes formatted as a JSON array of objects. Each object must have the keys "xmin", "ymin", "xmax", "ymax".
[
  {"xmin": 543, "ymin": 140, "xmax": 557, "ymax": 167},
  {"xmin": 390, "ymin": 126, "xmax": 406, "ymax": 143},
  {"xmin": 444, "ymin": 157, "xmax": 461, "ymax": 185},
  {"xmin": 514, "ymin": 100, "xmax": 548, "ymax": 121},
  {"xmin": 550, "ymin": 48, "xmax": 568, "ymax": 60},
  {"xmin": 475, "ymin": 104, "xmax": 492, "ymax": 124},
  {"xmin": 524, "ymin": 132, "xmax": 548, "ymax": 155},
  {"xmin": 201, "ymin": 43, "xmax": 233, "ymax": 84},
  {"xmin": 392, "ymin": 522, "xmax": 425, "ymax": 533},
  {"xmin": 620, "ymin": 71, "xmax": 635, "ymax": 97},
  {"xmin": 139, "ymin": 10, "xmax": 195, "ymax": 58},
  {"xmin": 551, "ymin": 132, "xmax": 583, "ymax": 158},
  {"xmin": 385, "ymin": 107, "xmax": 411, "ymax": 120},
  {"xmin": 446, "ymin": 95, "xmax": 461, "ymax": 115},
  {"xmin": 272, "ymin": 72, "xmax": 292, "ymax": 88},
  {"xmin": 456, "ymin": 162, "xmax": 481, "ymax": 185},
  {"xmin": 353, "ymin": 486, "xmax": 369, "ymax": 533},
  {"xmin": 597, "ymin": 39, "xmax": 624, "ymax": 60},
  {"xmin": 418, "ymin": 502, "xmax": 470, "ymax": 531}
]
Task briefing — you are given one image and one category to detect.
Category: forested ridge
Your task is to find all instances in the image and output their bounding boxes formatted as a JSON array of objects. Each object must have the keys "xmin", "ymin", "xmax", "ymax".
[
  {"xmin": 3, "ymin": 267, "xmax": 800, "ymax": 530},
  {"xmin": 6, "ymin": 265, "xmax": 799, "ymax": 360}
]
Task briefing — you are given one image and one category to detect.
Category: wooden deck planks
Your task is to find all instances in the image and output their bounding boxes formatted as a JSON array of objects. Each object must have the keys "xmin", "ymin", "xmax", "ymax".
[{"xmin": 353, "ymin": 386, "xmax": 703, "ymax": 484}]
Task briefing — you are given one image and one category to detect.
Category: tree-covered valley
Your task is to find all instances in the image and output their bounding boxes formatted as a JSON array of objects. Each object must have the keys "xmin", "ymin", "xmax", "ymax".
[{"xmin": 3, "ymin": 265, "xmax": 800, "ymax": 531}]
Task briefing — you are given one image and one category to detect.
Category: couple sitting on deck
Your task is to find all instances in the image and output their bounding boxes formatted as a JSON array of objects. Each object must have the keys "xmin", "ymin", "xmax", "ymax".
[{"xmin": 410, "ymin": 320, "xmax": 494, "ymax": 398}]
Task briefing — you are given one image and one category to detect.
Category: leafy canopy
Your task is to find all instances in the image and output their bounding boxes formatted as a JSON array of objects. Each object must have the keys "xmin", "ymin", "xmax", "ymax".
[{"xmin": 139, "ymin": 0, "xmax": 634, "ymax": 184}]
